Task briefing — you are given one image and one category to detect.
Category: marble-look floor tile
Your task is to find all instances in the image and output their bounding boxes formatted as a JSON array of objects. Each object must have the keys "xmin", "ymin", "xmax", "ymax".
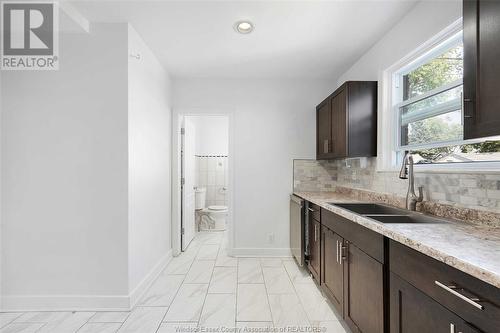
[
  {"xmin": 236, "ymin": 322, "xmax": 274, "ymax": 333},
  {"xmin": 88, "ymin": 312, "xmax": 130, "ymax": 323},
  {"xmin": 283, "ymin": 260, "xmax": 314, "ymax": 285},
  {"xmin": 236, "ymin": 284, "xmax": 272, "ymax": 322},
  {"xmin": 315, "ymin": 321, "xmax": 348, "ymax": 333},
  {"xmin": 14, "ymin": 312, "xmax": 95, "ymax": 333},
  {"xmin": 184, "ymin": 260, "xmax": 215, "ymax": 283},
  {"xmin": 157, "ymin": 322, "xmax": 198, "ymax": 333},
  {"xmin": 268, "ymin": 294, "xmax": 310, "ymax": 328},
  {"xmin": 260, "ymin": 258, "xmax": 283, "ymax": 267},
  {"xmin": 139, "ymin": 274, "xmax": 184, "ymax": 306},
  {"xmin": 77, "ymin": 323, "xmax": 122, "ymax": 333},
  {"xmin": 197, "ymin": 244, "xmax": 220, "ymax": 260},
  {"xmin": 0, "ymin": 314, "xmax": 22, "ymax": 329},
  {"xmin": 262, "ymin": 267, "xmax": 295, "ymax": 294},
  {"xmin": 238, "ymin": 259, "xmax": 263, "ymax": 283},
  {"xmin": 208, "ymin": 267, "xmax": 237, "ymax": 293},
  {"xmin": 164, "ymin": 284, "xmax": 209, "ymax": 322},
  {"xmin": 202, "ymin": 233, "xmax": 223, "ymax": 245},
  {"xmin": 0, "ymin": 323, "xmax": 45, "ymax": 333},
  {"xmin": 294, "ymin": 284, "xmax": 337, "ymax": 322},
  {"xmin": 199, "ymin": 294, "xmax": 236, "ymax": 328},
  {"xmin": 117, "ymin": 307, "xmax": 167, "ymax": 333},
  {"xmin": 215, "ymin": 251, "xmax": 237, "ymax": 267},
  {"xmin": 163, "ymin": 253, "xmax": 196, "ymax": 275}
]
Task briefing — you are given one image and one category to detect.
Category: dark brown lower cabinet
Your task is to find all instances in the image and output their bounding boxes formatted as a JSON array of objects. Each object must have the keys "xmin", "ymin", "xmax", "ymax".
[
  {"xmin": 308, "ymin": 218, "xmax": 321, "ymax": 282},
  {"xmin": 344, "ymin": 241, "xmax": 384, "ymax": 333},
  {"xmin": 320, "ymin": 208, "xmax": 385, "ymax": 333},
  {"xmin": 321, "ymin": 226, "xmax": 343, "ymax": 314},
  {"xmin": 390, "ymin": 272, "xmax": 481, "ymax": 333}
]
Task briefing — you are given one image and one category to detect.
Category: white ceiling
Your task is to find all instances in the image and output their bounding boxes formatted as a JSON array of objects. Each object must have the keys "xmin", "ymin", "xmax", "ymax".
[{"xmin": 71, "ymin": 0, "xmax": 418, "ymax": 79}]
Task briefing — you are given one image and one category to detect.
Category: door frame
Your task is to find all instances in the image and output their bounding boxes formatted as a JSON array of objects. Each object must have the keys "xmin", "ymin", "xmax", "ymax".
[{"xmin": 171, "ymin": 109, "xmax": 235, "ymax": 257}]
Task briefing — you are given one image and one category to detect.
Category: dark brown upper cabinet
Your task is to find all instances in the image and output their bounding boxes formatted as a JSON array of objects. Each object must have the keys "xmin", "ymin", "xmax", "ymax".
[
  {"xmin": 316, "ymin": 81, "xmax": 377, "ymax": 160},
  {"xmin": 463, "ymin": 0, "xmax": 500, "ymax": 139}
]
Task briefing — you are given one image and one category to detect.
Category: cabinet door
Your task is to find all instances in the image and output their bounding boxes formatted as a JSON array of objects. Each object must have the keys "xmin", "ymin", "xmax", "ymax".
[
  {"xmin": 321, "ymin": 227, "xmax": 343, "ymax": 315},
  {"xmin": 344, "ymin": 242, "xmax": 384, "ymax": 333},
  {"xmin": 390, "ymin": 272, "xmax": 482, "ymax": 333},
  {"xmin": 331, "ymin": 88, "xmax": 347, "ymax": 158},
  {"xmin": 464, "ymin": 0, "xmax": 500, "ymax": 139},
  {"xmin": 317, "ymin": 100, "xmax": 332, "ymax": 159},
  {"xmin": 308, "ymin": 219, "xmax": 321, "ymax": 282}
]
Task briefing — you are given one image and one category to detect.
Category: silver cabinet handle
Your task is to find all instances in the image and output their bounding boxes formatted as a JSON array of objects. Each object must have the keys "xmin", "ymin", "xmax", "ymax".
[
  {"xmin": 308, "ymin": 207, "xmax": 315, "ymax": 212},
  {"xmin": 339, "ymin": 243, "xmax": 346, "ymax": 265},
  {"xmin": 314, "ymin": 224, "xmax": 318, "ymax": 242},
  {"xmin": 336, "ymin": 240, "xmax": 339, "ymax": 263},
  {"xmin": 435, "ymin": 281, "xmax": 484, "ymax": 310},
  {"xmin": 323, "ymin": 140, "xmax": 329, "ymax": 153}
]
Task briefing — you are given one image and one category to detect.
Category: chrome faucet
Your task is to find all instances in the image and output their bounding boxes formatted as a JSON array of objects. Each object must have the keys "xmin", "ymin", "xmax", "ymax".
[{"xmin": 399, "ymin": 151, "xmax": 424, "ymax": 211}]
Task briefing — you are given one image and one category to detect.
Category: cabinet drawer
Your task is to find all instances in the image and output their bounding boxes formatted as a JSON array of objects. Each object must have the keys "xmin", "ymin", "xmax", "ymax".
[
  {"xmin": 308, "ymin": 203, "xmax": 321, "ymax": 222},
  {"xmin": 390, "ymin": 240, "xmax": 500, "ymax": 332},
  {"xmin": 321, "ymin": 208, "xmax": 384, "ymax": 263}
]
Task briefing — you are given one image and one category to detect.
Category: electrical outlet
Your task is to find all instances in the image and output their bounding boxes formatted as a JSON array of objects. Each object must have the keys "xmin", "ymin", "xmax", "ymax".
[{"xmin": 268, "ymin": 233, "xmax": 275, "ymax": 243}]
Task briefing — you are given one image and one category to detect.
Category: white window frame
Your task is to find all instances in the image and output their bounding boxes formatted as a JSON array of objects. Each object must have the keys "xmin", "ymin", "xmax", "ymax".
[{"xmin": 379, "ymin": 19, "xmax": 500, "ymax": 173}]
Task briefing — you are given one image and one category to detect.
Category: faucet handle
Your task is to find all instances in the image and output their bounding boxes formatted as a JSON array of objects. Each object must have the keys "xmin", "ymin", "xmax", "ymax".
[{"xmin": 417, "ymin": 186, "xmax": 424, "ymax": 202}]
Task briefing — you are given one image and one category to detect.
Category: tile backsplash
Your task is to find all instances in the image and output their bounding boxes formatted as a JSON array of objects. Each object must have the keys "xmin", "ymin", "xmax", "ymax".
[
  {"xmin": 293, "ymin": 158, "xmax": 500, "ymax": 214},
  {"xmin": 195, "ymin": 156, "xmax": 228, "ymax": 207}
]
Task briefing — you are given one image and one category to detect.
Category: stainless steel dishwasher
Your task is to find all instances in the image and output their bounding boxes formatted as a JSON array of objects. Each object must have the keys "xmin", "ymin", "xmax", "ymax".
[{"xmin": 290, "ymin": 194, "xmax": 305, "ymax": 266}]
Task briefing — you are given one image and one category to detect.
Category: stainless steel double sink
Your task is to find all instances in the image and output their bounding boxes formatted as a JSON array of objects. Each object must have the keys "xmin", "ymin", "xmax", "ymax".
[{"xmin": 329, "ymin": 203, "xmax": 446, "ymax": 224}]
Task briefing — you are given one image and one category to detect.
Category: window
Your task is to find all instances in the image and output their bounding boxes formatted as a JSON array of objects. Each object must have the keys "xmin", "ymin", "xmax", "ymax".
[{"xmin": 391, "ymin": 29, "xmax": 500, "ymax": 166}]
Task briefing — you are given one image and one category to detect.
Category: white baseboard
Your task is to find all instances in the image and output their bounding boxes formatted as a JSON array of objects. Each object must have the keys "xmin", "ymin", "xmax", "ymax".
[
  {"xmin": 128, "ymin": 249, "xmax": 172, "ymax": 308},
  {"xmin": 0, "ymin": 250, "xmax": 173, "ymax": 312},
  {"xmin": 231, "ymin": 247, "xmax": 292, "ymax": 257}
]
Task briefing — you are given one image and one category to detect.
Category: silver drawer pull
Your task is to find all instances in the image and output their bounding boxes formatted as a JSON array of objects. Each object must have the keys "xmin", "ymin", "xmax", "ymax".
[
  {"xmin": 435, "ymin": 281, "xmax": 484, "ymax": 310},
  {"xmin": 336, "ymin": 240, "xmax": 339, "ymax": 263},
  {"xmin": 308, "ymin": 207, "xmax": 315, "ymax": 212}
]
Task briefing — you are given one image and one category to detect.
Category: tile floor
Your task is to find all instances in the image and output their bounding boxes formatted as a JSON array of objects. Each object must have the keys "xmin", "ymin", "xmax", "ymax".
[{"xmin": 0, "ymin": 232, "xmax": 349, "ymax": 333}]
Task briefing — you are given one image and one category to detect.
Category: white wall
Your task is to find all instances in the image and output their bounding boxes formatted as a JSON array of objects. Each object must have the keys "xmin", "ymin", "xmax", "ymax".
[
  {"xmin": 338, "ymin": 1, "xmax": 461, "ymax": 84},
  {"xmin": 173, "ymin": 79, "xmax": 334, "ymax": 255},
  {"xmin": 189, "ymin": 116, "xmax": 229, "ymax": 156},
  {"xmin": 127, "ymin": 25, "xmax": 172, "ymax": 297},
  {"xmin": 336, "ymin": 0, "xmax": 462, "ymax": 170},
  {"xmin": 1, "ymin": 24, "xmax": 130, "ymax": 309},
  {"xmin": 0, "ymin": 23, "xmax": 173, "ymax": 310}
]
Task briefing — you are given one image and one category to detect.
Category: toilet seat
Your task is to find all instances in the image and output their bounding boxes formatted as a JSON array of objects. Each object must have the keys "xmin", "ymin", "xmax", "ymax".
[{"xmin": 208, "ymin": 205, "xmax": 227, "ymax": 211}]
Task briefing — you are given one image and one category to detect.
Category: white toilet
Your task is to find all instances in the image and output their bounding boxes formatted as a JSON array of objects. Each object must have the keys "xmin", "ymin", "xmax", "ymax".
[{"xmin": 195, "ymin": 187, "xmax": 228, "ymax": 231}]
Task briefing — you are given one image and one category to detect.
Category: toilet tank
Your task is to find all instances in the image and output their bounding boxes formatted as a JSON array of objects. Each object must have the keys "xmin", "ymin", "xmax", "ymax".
[{"xmin": 195, "ymin": 187, "xmax": 206, "ymax": 210}]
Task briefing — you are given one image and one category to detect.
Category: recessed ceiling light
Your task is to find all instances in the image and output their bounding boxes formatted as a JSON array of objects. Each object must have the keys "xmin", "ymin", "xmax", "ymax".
[{"xmin": 234, "ymin": 20, "xmax": 254, "ymax": 34}]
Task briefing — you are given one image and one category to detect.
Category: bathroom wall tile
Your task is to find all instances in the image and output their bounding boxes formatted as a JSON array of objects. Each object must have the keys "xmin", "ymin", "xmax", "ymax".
[
  {"xmin": 199, "ymin": 158, "xmax": 208, "ymax": 171},
  {"xmin": 207, "ymin": 171, "xmax": 216, "ymax": 186},
  {"xmin": 208, "ymin": 158, "xmax": 217, "ymax": 171}
]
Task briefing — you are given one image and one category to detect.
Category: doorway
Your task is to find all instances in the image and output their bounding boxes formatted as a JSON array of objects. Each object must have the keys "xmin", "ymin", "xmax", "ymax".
[{"xmin": 176, "ymin": 114, "xmax": 232, "ymax": 253}]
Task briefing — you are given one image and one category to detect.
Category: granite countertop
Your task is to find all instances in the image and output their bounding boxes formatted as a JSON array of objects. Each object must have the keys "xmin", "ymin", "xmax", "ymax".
[{"xmin": 294, "ymin": 191, "xmax": 500, "ymax": 289}]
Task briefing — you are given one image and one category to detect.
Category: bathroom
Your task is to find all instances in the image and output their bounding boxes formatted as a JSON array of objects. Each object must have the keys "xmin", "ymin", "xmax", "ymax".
[{"xmin": 183, "ymin": 115, "xmax": 230, "ymax": 249}]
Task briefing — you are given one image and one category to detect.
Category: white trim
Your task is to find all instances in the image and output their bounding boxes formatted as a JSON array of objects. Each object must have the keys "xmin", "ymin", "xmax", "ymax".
[
  {"xmin": 376, "ymin": 18, "xmax": 500, "ymax": 173},
  {"xmin": 414, "ymin": 161, "xmax": 500, "ymax": 174},
  {"xmin": 0, "ymin": 251, "xmax": 173, "ymax": 312},
  {"xmin": 128, "ymin": 250, "xmax": 172, "ymax": 308},
  {"xmin": 232, "ymin": 248, "xmax": 292, "ymax": 257}
]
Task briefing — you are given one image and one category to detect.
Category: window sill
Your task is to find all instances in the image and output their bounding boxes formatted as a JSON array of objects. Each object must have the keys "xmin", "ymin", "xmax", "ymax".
[{"xmin": 377, "ymin": 162, "xmax": 500, "ymax": 174}]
